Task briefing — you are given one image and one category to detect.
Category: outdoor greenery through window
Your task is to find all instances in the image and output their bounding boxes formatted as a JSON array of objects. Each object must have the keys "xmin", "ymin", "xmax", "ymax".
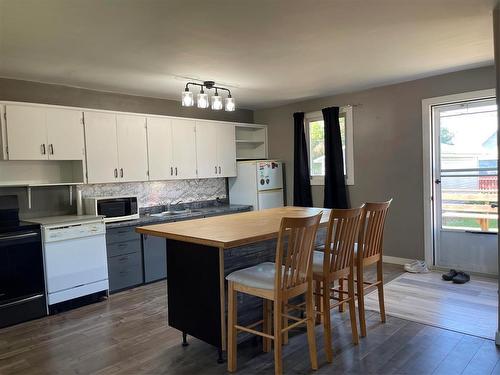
[
  {"xmin": 306, "ymin": 107, "xmax": 353, "ymax": 185},
  {"xmin": 309, "ymin": 116, "xmax": 346, "ymax": 176}
]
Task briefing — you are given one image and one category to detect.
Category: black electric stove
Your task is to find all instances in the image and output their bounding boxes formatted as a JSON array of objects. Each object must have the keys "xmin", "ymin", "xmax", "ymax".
[{"xmin": 0, "ymin": 195, "xmax": 47, "ymax": 329}]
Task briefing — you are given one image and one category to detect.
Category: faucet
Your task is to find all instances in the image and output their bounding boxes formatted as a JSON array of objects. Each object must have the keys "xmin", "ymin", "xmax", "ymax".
[{"xmin": 167, "ymin": 200, "xmax": 183, "ymax": 212}]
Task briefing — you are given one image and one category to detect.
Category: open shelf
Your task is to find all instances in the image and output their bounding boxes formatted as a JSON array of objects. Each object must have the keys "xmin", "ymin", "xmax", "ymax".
[
  {"xmin": 235, "ymin": 124, "xmax": 267, "ymax": 160},
  {"xmin": 0, "ymin": 160, "xmax": 85, "ymax": 187}
]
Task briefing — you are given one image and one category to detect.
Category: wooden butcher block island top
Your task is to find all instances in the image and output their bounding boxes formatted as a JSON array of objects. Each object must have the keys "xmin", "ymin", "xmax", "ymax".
[{"xmin": 136, "ymin": 206, "xmax": 330, "ymax": 249}]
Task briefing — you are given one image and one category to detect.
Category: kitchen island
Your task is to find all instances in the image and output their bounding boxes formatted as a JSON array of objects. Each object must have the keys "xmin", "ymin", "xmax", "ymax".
[{"xmin": 136, "ymin": 206, "xmax": 329, "ymax": 362}]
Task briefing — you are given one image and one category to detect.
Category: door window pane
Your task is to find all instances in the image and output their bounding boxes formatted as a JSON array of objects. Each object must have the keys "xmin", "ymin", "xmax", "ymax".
[{"xmin": 439, "ymin": 99, "xmax": 498, "ymax": 233}]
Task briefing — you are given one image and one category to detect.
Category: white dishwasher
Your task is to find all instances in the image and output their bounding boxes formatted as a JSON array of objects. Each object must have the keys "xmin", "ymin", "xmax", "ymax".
[{"xmin": 28, "ymin": 216, "xmax": 109, "ymax": 308}]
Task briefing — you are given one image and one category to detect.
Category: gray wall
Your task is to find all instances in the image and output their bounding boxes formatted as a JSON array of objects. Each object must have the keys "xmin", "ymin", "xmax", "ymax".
[
  {"xmin": 254, "ymin": 65, "xmax": 496, "ymax": 260},
  {"xmin": 0, "ymin": 78, "xmax": 253, "ymax": 218},
  {"xmin": 0, "ymin": 78, "xmax": 254, "ymax": 123}
]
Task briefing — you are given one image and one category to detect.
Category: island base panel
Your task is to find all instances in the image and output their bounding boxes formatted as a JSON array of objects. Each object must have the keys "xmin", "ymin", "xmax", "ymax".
[{"xmin": 166, "ymin": 240, "xmax": 222, "ymax": 350}]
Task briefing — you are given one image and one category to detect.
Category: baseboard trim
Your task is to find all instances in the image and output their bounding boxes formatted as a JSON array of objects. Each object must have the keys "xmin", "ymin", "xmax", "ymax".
[{"xmin": 383, "ymin": 255, "xmax": 414, "ymax": 265}]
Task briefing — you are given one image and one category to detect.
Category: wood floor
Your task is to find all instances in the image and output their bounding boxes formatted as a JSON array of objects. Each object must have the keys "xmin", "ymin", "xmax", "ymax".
[
  {"xmin": 364, "ymin": 271, "xmax": 497, "ymax": 339},
  {"xmin": 1, "ymin": 263, "xmax": 500, "ymax": 375}
]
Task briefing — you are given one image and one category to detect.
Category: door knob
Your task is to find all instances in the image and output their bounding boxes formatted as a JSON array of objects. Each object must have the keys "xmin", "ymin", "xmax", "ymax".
[{"xmin": 435, "ymin": 179, "xmax": 441, "ymax": 184}]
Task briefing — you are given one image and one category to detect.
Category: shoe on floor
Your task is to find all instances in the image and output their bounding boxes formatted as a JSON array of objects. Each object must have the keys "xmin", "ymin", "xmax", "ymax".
[
  {"xmin": 452, "ymin": 271, "xmax": 470, "ymax": 284},
  {"xmin": 404, "ymin": 260, "xmax": 429, "ymax": 273},
  {"xmin": 442, "ymin": 269, "xmax": 458, "ymax": 281}
]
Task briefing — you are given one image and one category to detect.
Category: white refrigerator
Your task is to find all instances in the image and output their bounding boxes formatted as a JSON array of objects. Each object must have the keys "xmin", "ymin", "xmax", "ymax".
[{"xmin": 229, "ymin": 160, "xmax": 284, "ymax": 210}]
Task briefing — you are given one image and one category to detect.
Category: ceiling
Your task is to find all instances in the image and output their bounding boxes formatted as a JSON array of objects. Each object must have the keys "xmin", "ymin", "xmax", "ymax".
[{"xmin": 0, "ymin": 0, "xmax": 496, "ymax": 109}]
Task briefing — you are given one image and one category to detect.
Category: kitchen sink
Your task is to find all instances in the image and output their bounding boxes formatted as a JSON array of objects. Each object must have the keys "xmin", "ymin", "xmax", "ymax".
[{"xmin": 150, "ymin": 209, "xmax": 192, "ymax": 217}]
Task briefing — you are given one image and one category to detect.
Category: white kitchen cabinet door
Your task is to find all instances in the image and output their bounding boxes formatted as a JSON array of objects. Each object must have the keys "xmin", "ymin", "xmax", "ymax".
[
  {"xmin": 171, "ymin": 119, "xmax": 197, "ymax": 179},
  {"xmin": 5, "ymin": 105, "xmax": 47, "ymax": 160},
  {"xmin": 146, "ymin": 117, "xmax": 173, "ymax": 181},
  {"xmin": 84, "ymin": 111, "xmax": 119, "ymax": 183},
  {"xmin": 195, "ymin": 122, "xmax": 218, "ymax": 178},
  {"xmin": 116, "ymin": 114, "xmax": 148, "ymax": 182},
  {"xmin": 217, "ymin": 123, "xmax": 237, "ymax": 177},
  {"xmin": 46, "ymin": 108, "xmax": 85, "ymax": 160}
]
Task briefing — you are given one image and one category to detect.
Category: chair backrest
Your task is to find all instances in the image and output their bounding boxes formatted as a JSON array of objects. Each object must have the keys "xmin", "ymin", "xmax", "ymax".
[
  {"xmin": 323, "ymin": 206, "xmax": 364, "ymax": 275},
  {"xmin": 275, "ymin": 212, "xmax": 323, "ymax": 291},
  {"xmin": 358, "ymin": 199, "xmax": 392, "ymax": 260}
]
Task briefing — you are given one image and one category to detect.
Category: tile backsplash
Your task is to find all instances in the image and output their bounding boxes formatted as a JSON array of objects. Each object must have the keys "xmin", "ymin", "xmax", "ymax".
[{"xmin": 78, "ymin": 178, "xmax": 227, "ymax": 208}]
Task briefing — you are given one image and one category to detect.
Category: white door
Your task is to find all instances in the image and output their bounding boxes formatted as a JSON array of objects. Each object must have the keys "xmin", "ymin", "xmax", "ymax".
[
  {"xmin": 147, "ymin": 117, "xmax": 174, "ymax": 181},
  {"xmin": 171, "ymin": 119, "xmax": 197, "ymax": 179},
  {"xmin": 196, "ymin": 121, "xmax": 218, "ymax": 178},
  {"xmin": 46, "ymin": 108, "xmax": 85, "ymax": 160},
  {"xmin": 257, "ymin": 189, "xmax": 284, "ymax": 210},
  {"xmin": 116, "ymin": 114, "xmax": 148, "ymax": 182},
  {"xmin": 433, "ymin": 97, "xmax": 498, "ymax": 275},
  {"xmin": 5, "ymin": 104, "xmax": 47, "ymax": 160},
  {"xmin": 84, "ymin": 111, "xmax": 119, "ymax": 184},
  {"xmin": 217, "ymin": 123, "xmax": 237, "ymax": 177}
]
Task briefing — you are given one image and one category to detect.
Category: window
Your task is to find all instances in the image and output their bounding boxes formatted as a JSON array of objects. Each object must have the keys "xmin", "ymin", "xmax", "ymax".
[{"xmin": 305, "ymin": 106, "xmax": 354, "ymax": 185}]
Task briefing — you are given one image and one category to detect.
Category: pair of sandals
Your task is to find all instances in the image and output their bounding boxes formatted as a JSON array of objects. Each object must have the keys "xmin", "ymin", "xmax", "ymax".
[{"xmin": 442, "ymin": 269, "xmax": 470, "ymax": 284}]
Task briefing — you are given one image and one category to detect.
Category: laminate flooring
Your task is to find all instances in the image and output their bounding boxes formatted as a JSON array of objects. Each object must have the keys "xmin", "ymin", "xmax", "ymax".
[
  {"xmin": 364, "ymin": 271, "xmax": 497, "ymax": 339},
  {"xmin": 1, "ymin": 264, "xmax": 500, "ymax": 374}
]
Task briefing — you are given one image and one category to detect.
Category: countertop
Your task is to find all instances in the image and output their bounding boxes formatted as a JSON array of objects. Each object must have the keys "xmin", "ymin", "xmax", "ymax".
[
  {"xmin": 136, "ymin": 206, "xmax": 330, "ymax": 249},
  {"xmin": 106, "ymin": 204, "xmax": 252, "ymax": 229}
]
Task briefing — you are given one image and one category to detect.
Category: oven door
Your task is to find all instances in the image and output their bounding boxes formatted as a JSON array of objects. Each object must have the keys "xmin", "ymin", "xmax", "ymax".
[{"xmin": 0, "ymin": 230, "xmax": 45, "ymax": 306}]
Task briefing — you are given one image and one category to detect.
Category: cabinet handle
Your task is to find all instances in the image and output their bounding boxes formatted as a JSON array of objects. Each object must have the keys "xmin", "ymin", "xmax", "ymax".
[
  {"xmin": 175, "ymin": 167, "xmax": 178, "ymax": 176},
  {"xmin": 170, "ymin": 167, "xmax": 173, "ymax": 176},
  {"xmin": 120, "ymin": 168, "xmax": 124, "ymax": 178},
  {"xmin": 114, "ymin": 168, "xmax": 118, "ymax": 178},
  {"xmin": 49, "ymin": 144, "xmax": 54, "ymax": 155},
  {"xmin": 219, "ymin": 166, "xmax": 221, "ymax": 174},
  {"xmin": 215, "ymin": 166, "xmax": 218, "ymax": 174},
  {"xmin": 41, "ymin": 144, "xmax": 46, "ymax": 155}
]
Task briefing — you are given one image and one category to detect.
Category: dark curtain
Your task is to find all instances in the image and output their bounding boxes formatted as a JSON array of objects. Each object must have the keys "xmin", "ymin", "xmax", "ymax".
[
  {"xmin": 293, "ymin": 112, "xmax": 313, "ymax": 206},
  {"xmin": 322, "ymin": 106, "xmax": 348, "ymax": 208}
]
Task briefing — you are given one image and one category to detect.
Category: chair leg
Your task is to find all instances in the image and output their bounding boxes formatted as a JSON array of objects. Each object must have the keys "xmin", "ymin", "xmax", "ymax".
[
  {"xmin": 283, "ymin": 298, "xmax": 289, "ymax": 344},
  {"xmin": 315, "ymin": 279, "xmax": 322, "ymax": 324},
  {"xmin": 322, "ymin": 278, "xmax": 333, "ymax": 363},
  {"xmin": 273, "ymin": 300, "xmax": 283, "ymax": 375},
  {"xmin": 377, "ymin": 260, "xmax": 386, "ymax": 323},
  {"xmin": 306, "ymin": 281, "xmax": 319, "ymax": 370},
  {"xmin": 347, "ymin": 272, "xmax": 359, "ymax": 345},
  {"xmin": 338, "ymin": 278, "xmax": 345, "ymax": 312},
  {"xmin": 263, "ymin": 299, "xmax": 272, "ymax": 353},
  {"xmin": 356, "ymin": 265, "xmax": 367, "ymax": 337},
  {"xmin": 227, "ymin": 282, "xmax": 238, "ymax": 372}
]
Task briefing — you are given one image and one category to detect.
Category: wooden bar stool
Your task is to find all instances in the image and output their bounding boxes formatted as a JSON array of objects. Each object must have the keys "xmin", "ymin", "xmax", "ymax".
[
  {"xmin": 226, "ymin": 213, "xmax": 322, "ymax": 375},
  {"xmin": 355, "ymin": 200, "xmax": 392, "ymax": 337},
  {"xmin": 311, "ymin": 207, "xmax": 363, "ymax": 362}
]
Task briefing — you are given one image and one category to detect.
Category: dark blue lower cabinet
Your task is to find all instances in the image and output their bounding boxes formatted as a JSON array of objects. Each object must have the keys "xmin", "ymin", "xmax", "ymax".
[{"xmin": 143, "ymin": 234, "xmax": 167, "ymax": 283}]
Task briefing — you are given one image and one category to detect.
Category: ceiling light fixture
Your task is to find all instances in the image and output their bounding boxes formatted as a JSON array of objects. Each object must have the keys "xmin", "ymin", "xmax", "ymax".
[{"xmin": 181, "ymin": 81, "xmax": 235, "ymax": 111}]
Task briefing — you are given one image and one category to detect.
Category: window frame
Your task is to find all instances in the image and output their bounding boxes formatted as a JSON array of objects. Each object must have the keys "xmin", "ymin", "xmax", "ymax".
[{"xmin": 304, "ymin": 106, "xmax": 354, "ymax": 186}]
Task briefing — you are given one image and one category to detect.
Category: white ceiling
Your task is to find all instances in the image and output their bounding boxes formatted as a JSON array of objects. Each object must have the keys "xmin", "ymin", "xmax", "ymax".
[{"xmin": 0, "ymin": 0, "xmax": 496, "ymax": 109}]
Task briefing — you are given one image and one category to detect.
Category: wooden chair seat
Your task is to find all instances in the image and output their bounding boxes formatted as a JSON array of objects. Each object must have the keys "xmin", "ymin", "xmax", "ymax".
[{"xmin": 226, "ymin": 262, "xmax": 281, "ymax": 290}]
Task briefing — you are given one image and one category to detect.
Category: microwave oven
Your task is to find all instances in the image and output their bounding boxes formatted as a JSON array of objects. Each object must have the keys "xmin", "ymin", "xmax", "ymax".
[{"xmin": 83, "ymin": 196, "xmax": 139, "ymax": 223}]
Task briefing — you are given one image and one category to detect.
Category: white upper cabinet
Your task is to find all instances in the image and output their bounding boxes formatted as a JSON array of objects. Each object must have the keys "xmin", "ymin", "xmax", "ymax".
[
  {"xmin": 195, "ymin": 121, "xmax": 236, "ymax": 178},
  {"xmin": 116, "ymin": 114, "xmax": 148, "ymax": 182},
  {"xmin": 195, "ymin": 122, "xmax": 218, "ymax": 178},
  {"xmin": 171, "ymin": 119, "xmax": 197, "ymax": 179},
  {"xmin": 5, "ymin": 105, "xmax": 47, "ymax": 160},
  {"xmin": 84, "ymin": 111, "xmax": 119, "ymax": 184},
  {"xmin": 147, "ymin": 117, "xmax": 197, "ymax": 180},
  {"xmin": 217, "ymin": 123, "xmax": 237, "ymax": 177},
  {"xmin": 45, "ymin": 108, "xmax": 85, "ymax": 160},
  {"xmin": 4, "ymin": 104, "xmax": 84, "ymax": 161},
  {"xmin": 147, "ymin": 117, "xmax": 173, "ymax": 181}
]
